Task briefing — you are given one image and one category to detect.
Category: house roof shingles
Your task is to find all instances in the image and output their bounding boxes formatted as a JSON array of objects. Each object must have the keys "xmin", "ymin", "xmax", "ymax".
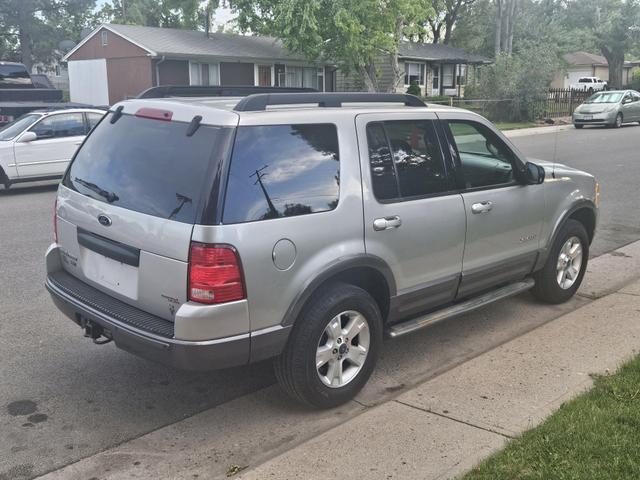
[
  {"xmin": 563, "ymin": 51, "xmax": 640, "ymax": 67},
  {"xmin": 105, "ymin": 23, "xmax": 307, "ymax": 62},
  {"xmin": 398, "ymin": 42, "xmax": 491, "ymax": 64},
  {"xmin": 68, "ymin": 23, "xmax": 491, "ymax": 65}
]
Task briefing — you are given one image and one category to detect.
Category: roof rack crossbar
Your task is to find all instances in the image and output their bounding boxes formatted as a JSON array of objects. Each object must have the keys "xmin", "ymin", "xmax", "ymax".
[
  {"xmin": 233, "ymin": 93, "xmax": 427, "ymax": 111},
  {"xmin": 137, "ymin": 85, "xmax": 318, "ymax": 99}
]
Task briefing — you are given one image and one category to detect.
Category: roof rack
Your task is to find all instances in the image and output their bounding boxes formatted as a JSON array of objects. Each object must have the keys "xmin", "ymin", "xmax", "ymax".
[
  {"xmin": 233, "ymin": 93, "xmax": 427, "ymax": 111},
  {"xmin": 137, "ymin": 85, "xmax": 318, "ymax": 99}
]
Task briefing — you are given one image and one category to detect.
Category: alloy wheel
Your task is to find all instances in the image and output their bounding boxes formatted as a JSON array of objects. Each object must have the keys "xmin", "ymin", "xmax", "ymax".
[
  {"xmin": 316, "ymin": 310, "xmax": 370, "ymax": 388},
  {"xmin": 556, "ymin": 236, "xmax": 583, "ymax": 290}
]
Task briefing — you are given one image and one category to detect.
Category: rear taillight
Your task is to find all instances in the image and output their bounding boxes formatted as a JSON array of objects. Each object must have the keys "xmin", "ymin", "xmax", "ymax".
[
  {"xmin": 53, "ymin": 198, "xmax": 58, "ymax": 243},
  {"xmin": 188, "ymin": 243, "xmax": 245, "ymax": 304}
]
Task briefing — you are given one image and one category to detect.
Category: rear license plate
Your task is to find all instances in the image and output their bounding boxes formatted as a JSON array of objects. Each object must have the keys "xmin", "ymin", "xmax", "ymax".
[{"xmin": 80, "ymin": 247, "xmax": 139, "ymax": 299}]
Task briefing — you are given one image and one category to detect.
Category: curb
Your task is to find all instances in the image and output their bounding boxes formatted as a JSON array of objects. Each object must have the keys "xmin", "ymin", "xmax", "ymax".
[{"xmin": 503, "ymin": 124, "xmax": 574, "ymax": 138}]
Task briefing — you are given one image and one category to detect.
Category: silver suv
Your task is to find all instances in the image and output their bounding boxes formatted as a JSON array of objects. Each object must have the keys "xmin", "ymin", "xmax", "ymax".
[{"xmin": 46, "ymin": 91, "xmax": 599, "ymax": 408}]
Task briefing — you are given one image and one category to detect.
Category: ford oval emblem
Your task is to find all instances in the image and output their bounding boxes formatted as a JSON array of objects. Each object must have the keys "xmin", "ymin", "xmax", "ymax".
[{"xmin": 98, "ymin": 214, "xmax": 112, "ymax": 227}]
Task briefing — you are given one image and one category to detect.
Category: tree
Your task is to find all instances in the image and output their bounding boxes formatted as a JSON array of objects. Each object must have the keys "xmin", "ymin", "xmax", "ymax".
[
  {"xmin": 229, "ymin": 0, "xmax": 433, "ymax": 92},
  {"xmin": 0, "ymin": 0, "xmax": 97, "ymax": 71},
  {"xmin": 424, "ymin": 0, "xmax": 476, "ymax": 44},
  {"xmin": 494, "ymin": 0, "xmax": 519, "ymax": 55},
  {"xmin": 566, "ymin": 0, "xmax": 640, "ymax": 89},
  {"xmin": 97, "ymin": 0, "xmax": 220, "ymax": 30}
]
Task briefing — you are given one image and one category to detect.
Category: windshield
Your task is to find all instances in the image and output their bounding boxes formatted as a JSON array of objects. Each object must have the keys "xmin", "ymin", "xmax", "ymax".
[
  {"xmin": 0, "ymin": 113, "xmax": 41, "ymax": 141},
  {"xmin": 0, "ymin": 64, "xmax": 33, "ymax": 88},
  {"xmin": 585, "ymin": 92, "xmax": 623, "ymax": 104},
  {"xmin": 63, "ymin": 112, "xmax": 234, "ymax": 224}
]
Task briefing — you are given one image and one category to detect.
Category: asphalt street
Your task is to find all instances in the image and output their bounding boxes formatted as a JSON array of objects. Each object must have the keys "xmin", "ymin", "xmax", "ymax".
[{"xmin": 1, "ymin": 125, "xmax": 638, "ymax": 479}]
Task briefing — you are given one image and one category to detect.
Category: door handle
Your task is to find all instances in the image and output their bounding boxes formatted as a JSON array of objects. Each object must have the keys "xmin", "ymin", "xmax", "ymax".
[
  {"xmin": 373, "ymin": 215, "xmax": 402, "ymax": 231},
  {"xmin": 471, "ymin": 201, "xmax": 493, "ymax": 214},
  {"xmin": 74, "ymin": 142, "xmax": 83, "ymax": 146}
]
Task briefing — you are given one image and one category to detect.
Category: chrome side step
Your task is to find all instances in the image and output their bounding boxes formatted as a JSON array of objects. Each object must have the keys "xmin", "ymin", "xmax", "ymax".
[{"xmin": 386, "ymin": 278, "xmax": 535, "ymax": 338}]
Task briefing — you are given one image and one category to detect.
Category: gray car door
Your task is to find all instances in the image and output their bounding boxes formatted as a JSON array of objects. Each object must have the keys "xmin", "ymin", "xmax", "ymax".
[
  {"xmin": 437, "ymin": 112, "xmax": 545, "ymax": 298},
  {"xmin": 356, "ymin": 112, "xmax": 466, "ymax": 321}
]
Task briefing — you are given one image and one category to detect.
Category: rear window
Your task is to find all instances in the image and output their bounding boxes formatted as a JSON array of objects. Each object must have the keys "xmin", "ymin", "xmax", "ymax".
[
  {"xmin": 0, "ymin": 64, "xmax": 32, "ymax": 88},
  {"xmin": 222, "ymin": 124, "xmax": 340, "ymax": 224},
  {"xmin": 63, "ymin": 113, "xmax": 233, "ymax": 224}
]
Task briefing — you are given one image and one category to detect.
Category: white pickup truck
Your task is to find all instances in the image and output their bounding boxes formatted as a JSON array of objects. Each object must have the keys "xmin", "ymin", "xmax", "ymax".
[{"xmin": 570, "ymin": 77, "xmax": 608, "ymax": 92}]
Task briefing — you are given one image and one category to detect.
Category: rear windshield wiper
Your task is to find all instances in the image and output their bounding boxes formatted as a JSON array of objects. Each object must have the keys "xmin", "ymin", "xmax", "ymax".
[{"xmin": 74, "ymin": 177, "xmax": 119, "ymax": 203}]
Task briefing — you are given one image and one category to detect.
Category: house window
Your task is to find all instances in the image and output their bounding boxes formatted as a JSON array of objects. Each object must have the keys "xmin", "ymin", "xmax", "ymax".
[
  {"xmin": 101, "ymin": 30, "xmax": 108, "ymax": 47},
  {"xmin": 285, "ymin": 66, "xmax": 303, "ymax": 87},
  {"xmin": 432, "ymin": 65, "xmax": 440, "ymax": 92},
  {"xmin": 442, "ymin": 64, "xmax": 455, "ymax": 88},
  {"xmin": 456, "ymin": 65, "xmax": 467, "ymax": 86},
  {"xmin": 404, "ymin": 62, "xmax": 425, "ymax": 86},
  {"xmin": 190, "ymin": 62, "xmax": 220, "ymax": 86},
  {"xmin": 257, "ymin": 65, "xmax": 272, "ymax": 86}
]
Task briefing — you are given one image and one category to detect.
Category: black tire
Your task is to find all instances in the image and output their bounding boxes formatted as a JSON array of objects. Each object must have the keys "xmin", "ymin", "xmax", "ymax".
[
  {"xmin": 613, "ymin": 113, "xmax": 623, "ymax": 128},
  {"xmin": 274, "ymin": 282, "xmax": 383, "ymax": 409},
  {"xmin": 532, "ymin": 219, "xmax": 589, "ymax": 304},
  {"xmin": 574, "ymin": 124, "xmax": 584, "ymax": 129}
]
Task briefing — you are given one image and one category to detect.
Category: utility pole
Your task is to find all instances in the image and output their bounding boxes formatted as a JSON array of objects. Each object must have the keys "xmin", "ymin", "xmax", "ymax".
[{"xmin": 250, "ymin": 166, "xmax": 279, "ymax": 218}]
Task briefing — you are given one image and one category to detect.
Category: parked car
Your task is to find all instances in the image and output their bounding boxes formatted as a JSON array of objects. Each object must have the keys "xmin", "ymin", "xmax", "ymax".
[
  {"xmin": 570, "ymin": 76, "xmax": 608, "ymax": 92},
  {"xmin": 0, "ymin": 108, "xmax": 106, "ymax": 189},
  {"xmin": 573, "ymin": 90, "xmax": 640, "ymax": 128},
  {"xmin": 45, "ymin": 89, "xmax": 599, "ymax": 408}
]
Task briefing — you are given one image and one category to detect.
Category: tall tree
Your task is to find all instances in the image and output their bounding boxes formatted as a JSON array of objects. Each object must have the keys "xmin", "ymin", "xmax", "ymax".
[
  {"xmin": 494, "ymin": 0, "xmax": 519, "ymax": 55},
  {"xmin": 229, "ymin": 0, "xmax": 433, "ymax": 92},
  {"xmin": 424, "ymin": 0, "xmax": 476, "ymax": 44},
  {"xmin": 0, "ymin": 0, "xmax": 97, "ymax": 71},
  {"xmin": 566, "ymin": 0, "xmax": 640, "ymax": 89},
  {"xmin": 97, "ymin": 0, "xmax": 219, "ymax": 30}
]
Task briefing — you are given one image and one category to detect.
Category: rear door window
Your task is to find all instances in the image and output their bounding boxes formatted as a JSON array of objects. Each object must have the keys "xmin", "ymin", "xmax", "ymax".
[
  {"xmin": 223, "ymin": 124, "xmax": 340, "ymax": 224},
  {"xmin": 63, "ymin": 113, "xmax": 233, "ymax": 224},
  {"xmin": 365, "ymin": 120, "xmax": 450, "ymax": 202},
  {"xmin": 30, "ymin": 113, "xmax": 85, "ymax": 139}
]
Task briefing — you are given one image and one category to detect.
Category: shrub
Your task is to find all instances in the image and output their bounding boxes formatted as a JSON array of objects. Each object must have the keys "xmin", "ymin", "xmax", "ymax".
[
  {"xmin": 632, "ymin": 69, "xmax": 640, "ymax": 91},
  {"xmin": 406, "ymin": 80, "xmax": 421, "ymax": 96}
]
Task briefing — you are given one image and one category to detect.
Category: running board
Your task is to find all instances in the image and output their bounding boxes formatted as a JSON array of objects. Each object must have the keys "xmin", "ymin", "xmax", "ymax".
[{"xmin": 386, "ymin": 278, "xmax": 535, "ymax": 338}]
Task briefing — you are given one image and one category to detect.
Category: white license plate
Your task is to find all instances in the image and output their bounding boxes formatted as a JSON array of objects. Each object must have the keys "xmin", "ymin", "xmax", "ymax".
[
  {"xmin": 80, "ymin": 247, "xmax": 139, "ymax": 299},
  {"xmin": 583, "ymin": 115, "xmax": 593, "ymax": 120}
]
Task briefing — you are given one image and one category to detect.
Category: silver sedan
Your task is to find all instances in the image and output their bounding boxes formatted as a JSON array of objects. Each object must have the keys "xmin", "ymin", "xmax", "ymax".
[{"xmin": 573, "ymin": 90, "xmax": 640, "ymax": 128}]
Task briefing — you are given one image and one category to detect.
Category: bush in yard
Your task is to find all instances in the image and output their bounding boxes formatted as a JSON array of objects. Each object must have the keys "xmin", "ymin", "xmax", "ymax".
[
  {"xmin": 406, "ymin": 81, "xmax": 421, "ymax": 96},
  {"xmin": 632, "ymin": 69, "xmax": 640, "ymax": 91},
  {"xmin": 466, "ymin": 42, "xmax": 561, "ymax": 121}
]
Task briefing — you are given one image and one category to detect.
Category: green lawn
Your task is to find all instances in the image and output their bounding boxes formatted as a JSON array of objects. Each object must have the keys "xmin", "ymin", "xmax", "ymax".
[
  {"xmin": 495, "ymin": 121, "xmax": 537, "ymax": 131},
  {"xmin": 465, "ymin": 355, "xmax": 640, "ymax": 480}
]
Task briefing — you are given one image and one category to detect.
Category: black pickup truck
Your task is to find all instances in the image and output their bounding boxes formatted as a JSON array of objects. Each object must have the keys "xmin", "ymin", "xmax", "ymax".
[{"xmin": 0, "ymin": 61, "xmax": 87, "ymax": 125}]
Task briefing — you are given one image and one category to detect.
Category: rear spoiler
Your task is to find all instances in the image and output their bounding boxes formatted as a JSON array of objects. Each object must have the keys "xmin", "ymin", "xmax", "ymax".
[{"xmin": 137, "ymin": 85, "xmax": 318, "ymax": 99}]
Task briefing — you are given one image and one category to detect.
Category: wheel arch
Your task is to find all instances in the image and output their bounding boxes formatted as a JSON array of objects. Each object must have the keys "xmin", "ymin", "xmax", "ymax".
[
  {"xmin": 281, "ymin": 255, "xmax": 396, "ymax": 328},
  {"xmin": 535, "ymin": 200, "xmax": 597, "ymax": 270}
]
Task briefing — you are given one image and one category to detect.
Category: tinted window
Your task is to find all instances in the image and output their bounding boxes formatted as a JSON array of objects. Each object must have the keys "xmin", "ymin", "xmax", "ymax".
[
  {"xmin": 448, "ymin": 121, "xmax": 515, "ymax": 189},
  {"xmin": 223, "ymin": 124, "xmax": 339, "ymax": 224},
  {"xmin": 64, "ymin": 113, "xmax": 232, "ymax": 224},
  {"xmin": 86, "ymin": 112, "xmax": 104, "ymax": 131},
  {"xmin": 366, "ymin": 120, "xmax": 449, "ymax": 201},
  {"xmin": 30, "ymin": 113, "xmax": 85, "ymax": 139},
  {"xmin": 367, "ymin": 123, "xmax": 398, "ymax": 200},
  {"xmin": 0, "ymin": 64, "xmax": 32, "ymax": 87}
]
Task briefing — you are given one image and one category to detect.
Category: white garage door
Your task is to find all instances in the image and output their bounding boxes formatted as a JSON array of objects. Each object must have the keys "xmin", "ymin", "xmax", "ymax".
[
  {"xmin": 566, "ymin": 70, "xmax": 591, "ymax": 88},
  {"xmin": 68, "ymin": 59, "xmax": 109, "ymax": 106}
]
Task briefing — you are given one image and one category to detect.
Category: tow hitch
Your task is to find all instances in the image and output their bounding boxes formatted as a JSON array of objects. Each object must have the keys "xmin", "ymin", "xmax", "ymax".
[{"xmin": 81, "ymin": 318, "xmax": 113, "ymax": 345}]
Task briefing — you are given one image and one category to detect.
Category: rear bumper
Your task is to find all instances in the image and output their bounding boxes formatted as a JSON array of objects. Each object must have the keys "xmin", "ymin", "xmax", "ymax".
[
  {"xmin": 46, "ymin": 271, "xmax": 251, "ymax": 370},
  {"xmin": 45, "ymin": 244, "xmax": 290, "ymax": 371}
]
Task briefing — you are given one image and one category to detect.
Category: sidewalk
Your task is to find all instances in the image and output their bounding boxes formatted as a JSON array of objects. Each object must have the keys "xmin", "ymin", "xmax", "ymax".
[
  {"xmin": 37, "ymin": 241, "xmax": 640, "ymax": 480},
  {"xmin": 239, "ymin": 285, "xmax": 640, "ymax": 480}
]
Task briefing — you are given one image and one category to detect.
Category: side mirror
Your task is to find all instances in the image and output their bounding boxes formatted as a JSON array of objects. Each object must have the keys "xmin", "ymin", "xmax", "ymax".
[
  {"xmin": 17, "ymin": 131, "xmax": 37, "ymax": 143},
  {"xmin": 524, "ymin": 161, "xmax": 545, "ymax": 185}
]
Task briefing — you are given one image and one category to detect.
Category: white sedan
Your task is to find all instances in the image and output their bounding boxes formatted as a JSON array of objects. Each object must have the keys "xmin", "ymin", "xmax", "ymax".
[{"xmin": 0, "ymin": 108, "xmax": 105, "ymax": 189}]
